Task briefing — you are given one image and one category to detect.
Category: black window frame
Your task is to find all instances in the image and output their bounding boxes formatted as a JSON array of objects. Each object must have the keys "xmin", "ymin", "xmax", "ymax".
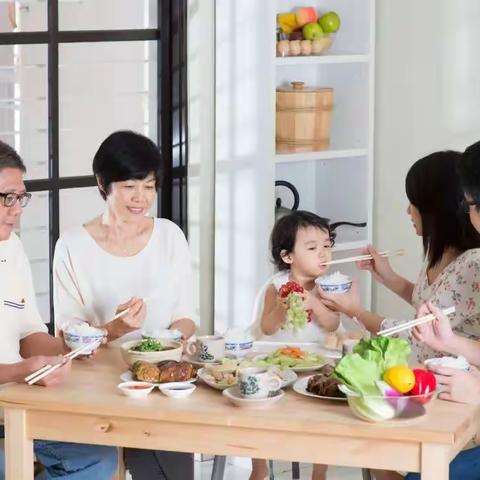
[{"xmin": 0, "ymin": 0, "xmax": 188, "ymax": 329}]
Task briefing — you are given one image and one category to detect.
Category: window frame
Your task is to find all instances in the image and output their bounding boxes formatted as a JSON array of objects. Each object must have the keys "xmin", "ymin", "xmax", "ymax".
[{"xmin": 0, "ymin": 0, "xmax": 188, "ymax": 329}]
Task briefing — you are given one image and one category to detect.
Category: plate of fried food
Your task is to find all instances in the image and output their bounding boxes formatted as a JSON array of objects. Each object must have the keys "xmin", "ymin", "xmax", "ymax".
[
  {"xmin": 120, "ymin": 359, "xmax": 197, "ymax": 385},
  {"xmin": 293, "ymin": 364, "xmax": 346, "ymax": 401}
]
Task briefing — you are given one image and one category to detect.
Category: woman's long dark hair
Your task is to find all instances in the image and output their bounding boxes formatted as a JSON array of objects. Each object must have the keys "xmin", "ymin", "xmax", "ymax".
[{"xmin": 405, "ymin": 150, "xmax": 480, "ymax": 269}]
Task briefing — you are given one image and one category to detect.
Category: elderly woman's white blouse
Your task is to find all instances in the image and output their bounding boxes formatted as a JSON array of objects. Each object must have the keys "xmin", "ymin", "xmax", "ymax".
[{"xmin": 53, "ymin": 218, "xmax": 197, "ymax": 344}]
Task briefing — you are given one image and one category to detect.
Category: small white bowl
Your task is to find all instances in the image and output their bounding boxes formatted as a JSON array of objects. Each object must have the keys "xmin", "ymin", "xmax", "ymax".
[
  {"xmin": 63, "ymin": 328, "xmax": 105, "ymax": 355},
  {"xmin": 118, "ymin": 381, "xmax": 155, "ymax": 398},
  {"xmin": 159, "ymin": 382, "xmax": 196, "ymax": 399},
  {"xmin": 224, "ymin": 339, "xmax": 254, "ymax": 357},
  {"xmin": 141, "ymin": 328, "xmax": 182, "ymax": 342},
  {"xmin": 424, "ymin": 356, "xmax": 470, "ymax": 371}
]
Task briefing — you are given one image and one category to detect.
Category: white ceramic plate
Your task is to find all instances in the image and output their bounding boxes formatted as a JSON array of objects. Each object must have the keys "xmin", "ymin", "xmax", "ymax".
[
  {"xmin": 120, "ymin": 371, "xmax": 197, "ymax": 385},
  {"xmin": 292, "ymin": 376, "xmax": 347, "ymax": 401},
  {"xmin": 252, "ymin": 354, "xmax": 327, "ymax": 373},
  {"xmin": 197, "ymin": 367, "xmax": 297, "ymax": 391},
  {"xmin": 222, "ymin": 386, "xmax": 284, "ymax": 409},
  {"xmin": 252, "ymin": 341, "xmax": 341, "ymax": 360},
  {"xmin": 197, "ymin": 368, "xmax": 237, "ymax": 391},
  {"xmin": 183, "ymin": 354, "xmax": 222, "ymax": 367}
]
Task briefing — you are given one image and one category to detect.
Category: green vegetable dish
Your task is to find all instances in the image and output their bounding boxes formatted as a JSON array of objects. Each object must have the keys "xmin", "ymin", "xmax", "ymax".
[
  {"xmin": 254, "ymin": 346, "xmax": 325, "ymax": 369},
  {"xmin": 130, "ymin": 338, "xmax": 171, "ymax": 352}
]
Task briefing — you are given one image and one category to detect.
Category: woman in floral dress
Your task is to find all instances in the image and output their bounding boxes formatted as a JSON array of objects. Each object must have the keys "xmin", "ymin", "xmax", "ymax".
[{"xmin": 320, "ymin": 150, "xmax": 480, "ymax": 362}]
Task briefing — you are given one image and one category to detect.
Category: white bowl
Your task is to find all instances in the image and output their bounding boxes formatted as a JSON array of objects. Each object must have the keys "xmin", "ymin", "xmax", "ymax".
[
  {"xmin": 224, "ymin": 339, "xmax": 254, "ymax": 357},
  {"xmin": 424, "ymin": 356, "xmax": 470, "ymax": 371},
  {"xmin": 159, "ymin": 382, "xmax": 196, "ymax": 398},
  {"xmin": 118, "ymin": 381, "xmax": 155, "ymax": 398},
  {"xmin": 141, "ymin": 328, "xmax": 182, "ymax": 342},
  {"xmin": 317, "ymin": 280, "xmax": 352, "ymax": 293},
  {"xmin": 119, "ymin": 339, "xmax": 183, "ymax": 367},
  {"xmin": 63, "ymin": 327, "xmax": 105, "ymax": 354}
]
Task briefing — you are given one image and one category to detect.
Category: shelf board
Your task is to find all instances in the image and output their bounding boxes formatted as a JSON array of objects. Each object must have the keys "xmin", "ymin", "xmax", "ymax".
[
  {"xmin": 276, "ymin": 148, "xmax": 367, "ymax": 163},
  {"xmin": 333, "ymin": 240, "xmax": 367, "ymax": 253},
  {"xmin": 276, "ymin": 54, "xmax": 369, "ymax": 66}
]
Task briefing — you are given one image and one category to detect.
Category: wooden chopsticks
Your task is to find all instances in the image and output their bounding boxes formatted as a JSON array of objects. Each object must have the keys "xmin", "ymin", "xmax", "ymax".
[
  {"xmin": 24, "ymin": 340, "xmax": 101, "ymax": 385},
  {"xmin": 321, "ymin": 249, "xmax": 405, "ymax": 266},
  {"xmin": 377, "ymin": 306, "xmax": 455, "ymax": 337},
  {"xmin": 111, "ymin": 294, "xmax": 160, "ymax": 321}
]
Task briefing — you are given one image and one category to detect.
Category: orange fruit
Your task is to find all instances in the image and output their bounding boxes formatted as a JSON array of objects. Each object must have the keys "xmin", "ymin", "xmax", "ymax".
[{"xmin": 383, "ymin": 365, "xmax": 415, "ymax": 394}]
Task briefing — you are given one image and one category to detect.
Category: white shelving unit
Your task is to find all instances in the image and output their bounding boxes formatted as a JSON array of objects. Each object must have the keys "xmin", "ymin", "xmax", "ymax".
[
  {"xmin": 273, "ymin": 0, "xmax": 375, "ymax": 308},
  {"xmin": 214, "ymin": 0, "xmax": 374, "ymax": 332}
]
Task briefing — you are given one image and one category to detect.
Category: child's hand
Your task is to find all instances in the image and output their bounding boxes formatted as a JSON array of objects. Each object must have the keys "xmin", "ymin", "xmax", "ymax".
[{"xmin": 276, "ymin": 293, "xmax": 289, "ymax": 311}]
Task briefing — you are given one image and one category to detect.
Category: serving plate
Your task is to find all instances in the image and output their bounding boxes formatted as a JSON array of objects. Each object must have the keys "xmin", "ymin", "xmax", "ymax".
[{"xmin": 292, "ymin": 376, "xmax": 346, "ymax": 401}]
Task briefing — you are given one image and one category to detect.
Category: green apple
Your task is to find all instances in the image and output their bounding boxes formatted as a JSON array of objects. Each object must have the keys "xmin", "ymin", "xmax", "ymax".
[
  {"xmin": 302, "ymin": 22, "xmax": 324, "ymax": 40},
  {"xmin": 318, "ymin": 11, "xmax": 341, "ymax": 33}
]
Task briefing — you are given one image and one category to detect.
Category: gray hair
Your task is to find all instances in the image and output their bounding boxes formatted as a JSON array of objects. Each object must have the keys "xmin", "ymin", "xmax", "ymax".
[{"xmin": 0, "ymin": 140, "xmax": 26, "ymax": 173}]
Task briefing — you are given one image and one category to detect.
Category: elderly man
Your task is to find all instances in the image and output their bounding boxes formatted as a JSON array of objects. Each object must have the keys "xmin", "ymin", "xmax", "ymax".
[{"xmin": 0, "ymin": 140, "xmax": 117, "ymax": 479}]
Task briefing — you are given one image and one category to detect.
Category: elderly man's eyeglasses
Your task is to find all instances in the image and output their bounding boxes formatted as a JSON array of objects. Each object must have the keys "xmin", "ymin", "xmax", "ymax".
[{"xmin": 0, "ymin": 192, "xmax": 32, "ymax": 208}]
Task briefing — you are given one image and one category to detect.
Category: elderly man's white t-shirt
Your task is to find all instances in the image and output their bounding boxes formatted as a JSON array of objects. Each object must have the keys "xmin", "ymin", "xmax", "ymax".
[
  {"xmin": 0, "ymin": 233, "xmax": 47, "ymax": 365},
  {"xmin": 53, "ymin": 218, "xmax": 197, "ymax": 344}
]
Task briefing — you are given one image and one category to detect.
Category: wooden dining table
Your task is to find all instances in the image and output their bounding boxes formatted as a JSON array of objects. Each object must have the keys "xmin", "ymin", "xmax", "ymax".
[{"xmin": 0, "ymin": 346, "xmax": 479, "ymax": 480}]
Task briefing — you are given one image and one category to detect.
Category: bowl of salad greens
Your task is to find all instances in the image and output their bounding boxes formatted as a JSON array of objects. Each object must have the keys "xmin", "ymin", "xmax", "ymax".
[
  {"xmin": 335, "ymin": 337, "xmax": 438, "ymax": 422},
  {"xmin": 120, "ymin": 338, "xmax": 182, "ymax": 367},
  {"xmin": 253, "ymin": 346, "xmax": 327, "ymax": 372}
]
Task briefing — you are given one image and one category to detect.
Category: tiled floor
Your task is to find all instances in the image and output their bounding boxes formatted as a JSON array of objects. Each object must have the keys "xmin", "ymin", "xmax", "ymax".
[{"xmin": 196, "ymin": 458, "xmax": 364, "ymax": 480}]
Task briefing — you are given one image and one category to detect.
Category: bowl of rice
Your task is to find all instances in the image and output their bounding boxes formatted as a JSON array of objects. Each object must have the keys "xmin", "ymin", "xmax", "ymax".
[
  {"xmin": 316, "ymin": 272, "xmax": 352, "ymax": 294},
  {"xmin": 63, "ymin": 322, "xmax": 105, "ymax": 354},
  {"xmin": 224, "ymin": 329, "xmax": 254, "ymax": 357},
  {"xmin": 141, "ymin": 328, "xmax": 182, "ymax": 342}
]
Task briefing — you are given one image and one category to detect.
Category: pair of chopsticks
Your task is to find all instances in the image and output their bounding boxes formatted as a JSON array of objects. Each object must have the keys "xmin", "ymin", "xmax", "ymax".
[
  {"xmin": 377, "ymin": 306, "xmax": 456, "ymax": 337},
  {"xmin": 321, "ymin": 249, "xmax": 405, "ymax": 266},
  {"xmin": 24, "ymin": 340, "xmax": 101, "ymax": 385},
  {"xmin": 111, "ymin": 294, "xmax": 160, "ymax": 321}
]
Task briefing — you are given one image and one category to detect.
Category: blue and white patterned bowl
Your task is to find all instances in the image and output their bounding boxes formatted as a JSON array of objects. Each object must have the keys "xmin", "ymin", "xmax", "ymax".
[
  {"xmin": 317, "ymin": 281, "xmax": 352, "ymax": 293},
  {"xmin": 225, "ymin": 339, "xmax": 254, "ymax": 357},
  {"xmin": 63, "ymin": 330, "xmax": 105, "ymax": 354}
]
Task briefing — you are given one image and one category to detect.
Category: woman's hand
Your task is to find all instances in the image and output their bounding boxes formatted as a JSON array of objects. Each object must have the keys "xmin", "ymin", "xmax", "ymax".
[
  {"xmin": 318, "ymin": 278, "xmax": 361, "ymax": 317},
  {"xmin": 429, "ymin": 365, "xmax": 480, "ymax": 404},
  {"xmin": 356, "ymin": 244, "xmax": 395, "ymax": 285},
  {"xmin": 169, "ymin": 318, "xmax": 196, "ymax": 341},
  {"xmin": 412, "ymin": 302, "xmax": 455, "ymax": 353},
  {"xmin": 116, "ymin": 297, "xmax": 146, "ymax": 330}
]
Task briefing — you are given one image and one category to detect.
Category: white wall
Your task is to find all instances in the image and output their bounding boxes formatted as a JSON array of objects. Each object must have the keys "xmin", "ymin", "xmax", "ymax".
[{"xmin": 374, "ymin": 0, "xmax": 480, "ymax": 318}]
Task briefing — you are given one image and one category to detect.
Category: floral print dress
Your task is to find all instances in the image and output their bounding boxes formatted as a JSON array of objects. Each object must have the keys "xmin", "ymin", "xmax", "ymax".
[{"xmin": 381, "ymin": 248, "xmax": 480, "ymax": 362}]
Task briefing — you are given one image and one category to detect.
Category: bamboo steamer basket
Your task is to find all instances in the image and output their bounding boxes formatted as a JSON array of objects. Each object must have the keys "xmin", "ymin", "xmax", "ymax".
[{"xmin": 276, "ymin": 81, "xmax": 334, "ymax": 153}]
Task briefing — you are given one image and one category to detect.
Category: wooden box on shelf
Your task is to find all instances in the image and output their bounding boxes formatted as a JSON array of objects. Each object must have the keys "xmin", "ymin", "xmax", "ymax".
[{"xmin": 276, "ymin": 81, "xmax": 333, "ymax": 153}]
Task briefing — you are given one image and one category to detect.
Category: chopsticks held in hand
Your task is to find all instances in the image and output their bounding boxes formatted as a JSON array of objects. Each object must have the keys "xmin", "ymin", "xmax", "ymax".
[
  {"xmin": 377, "ymin": 306, "xmax": 456, "ymax": 337},
  {"xmin": 24, "ymin": 340, "xmax": 101, "ymax": 386},
  {"xmin": 111, "ymin": 294, "xmax": 160, "ymax": 321},
  {"xmin": 321, "ymin": 249, "xmax": 405, "ymax": 266}
]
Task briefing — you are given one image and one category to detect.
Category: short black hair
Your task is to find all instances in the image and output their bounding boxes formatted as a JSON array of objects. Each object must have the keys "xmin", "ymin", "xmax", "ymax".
[
  {"xmin": 93, "ymin": 130, "xmax": 162, "ymax": 200},
  {"xmin": 405, "ymin": 150, "xmax": 480, "ymax": 269},
  {"xmin": 460, "ymin": 140, "xmax": 480, "ymax": 202},
  {"xmin": 0, "ymin": 140, "xmax": 26, "ymax": 173},
  {"xmin": 271, "ymin": 210, "xmax": 334, "ymax": 271}
]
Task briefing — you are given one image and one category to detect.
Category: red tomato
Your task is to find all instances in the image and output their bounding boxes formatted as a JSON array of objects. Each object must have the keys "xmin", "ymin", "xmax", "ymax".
[{"xmin": 409, "ymin": 369, "xmax": 436, "ymax": 404}]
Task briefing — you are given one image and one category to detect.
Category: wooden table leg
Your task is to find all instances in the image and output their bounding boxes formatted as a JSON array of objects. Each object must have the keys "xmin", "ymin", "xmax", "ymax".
[
  {"xmin": 4, "ymin": 409, "xmax": 34, "ymax": 480},
  {"xmin": 421, "ymin": 443, "xmax": 449, "ymax": 480}
]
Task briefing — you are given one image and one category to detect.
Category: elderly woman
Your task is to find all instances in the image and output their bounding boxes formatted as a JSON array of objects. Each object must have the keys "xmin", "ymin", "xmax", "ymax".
[{"xmin": 53, "ymin": 130, "xmax": 196, "ymax": 479}]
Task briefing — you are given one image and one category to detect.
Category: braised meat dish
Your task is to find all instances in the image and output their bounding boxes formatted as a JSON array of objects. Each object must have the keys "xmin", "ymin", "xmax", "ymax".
[
  {"xmin": 132, "ymin": 360, "xmax": 197, "ymax": 383},
  {"xmin": 306, "ymin": 364, "xmax": 345, "ymax": 398}
]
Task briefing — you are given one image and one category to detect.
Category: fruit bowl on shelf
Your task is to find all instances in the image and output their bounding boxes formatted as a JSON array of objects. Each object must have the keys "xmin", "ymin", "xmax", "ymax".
[{"xmin": 276, "ymin": 8, "xmax": 340, "ymax": 58}]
